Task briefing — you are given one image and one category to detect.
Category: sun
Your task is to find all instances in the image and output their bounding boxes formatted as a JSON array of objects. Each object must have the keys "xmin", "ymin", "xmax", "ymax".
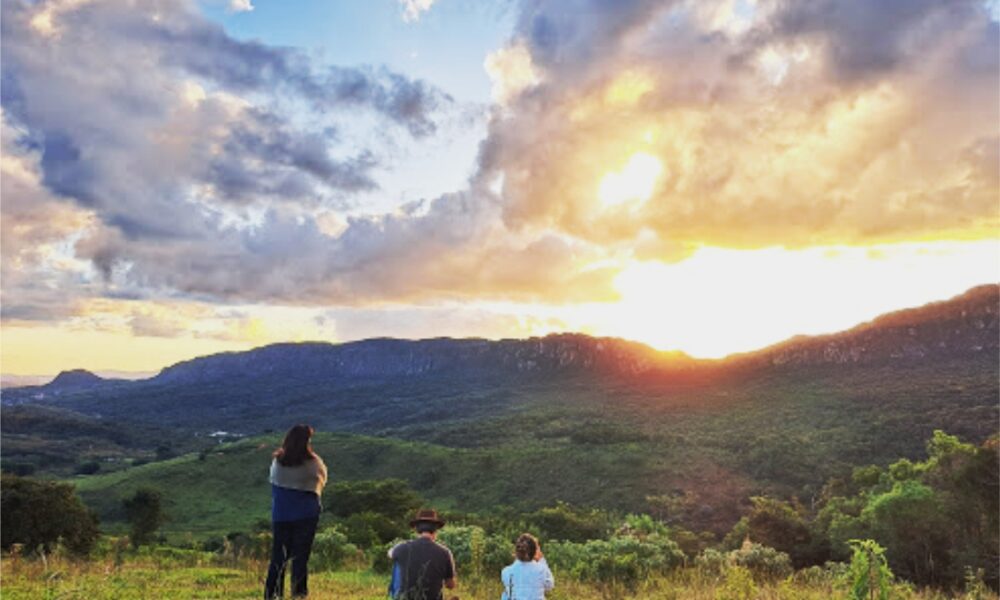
[{"xmin": 598, "ymin": 152, "xmax": 663, "ymax": 208}]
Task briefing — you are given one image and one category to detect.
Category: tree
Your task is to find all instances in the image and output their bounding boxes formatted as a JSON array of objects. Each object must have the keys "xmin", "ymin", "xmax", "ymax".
[
  {"xmin": 863, "ymin": 480, "xmax": 950, "ymax": 585},
  {"xmin": 122, "ymin": 488, "xmax": 166, "ymax": 548},
  {"xmin": 1, "ymin": 474, "xmax": 99, "ymax": 555},
  {"xmin": 528, "ymin": 502, "xmax": 613, "ymax": 543},
  {"xmin": 327, "ymin": 479, "xmax": 422, "ymax": 522},
  {"xmin": 730, "ymin": 496, "xmax": 817, "ymax": 568}
]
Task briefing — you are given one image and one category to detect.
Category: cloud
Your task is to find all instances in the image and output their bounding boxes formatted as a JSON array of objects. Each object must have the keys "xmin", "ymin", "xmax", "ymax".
[
  {"xmin": 2, "ymin": 0, "xmax": 996, "ymax": 330},
  {"xmin": 474, "ymin": 0, "xmax": 999, "ymax": 255},
  {"xmin": 228, "ymin": 0, "xmax": 253, "ymax": 12},
  {"xmin": 399, "ymin": 0, "xmax": 437, "ymax": 22}
]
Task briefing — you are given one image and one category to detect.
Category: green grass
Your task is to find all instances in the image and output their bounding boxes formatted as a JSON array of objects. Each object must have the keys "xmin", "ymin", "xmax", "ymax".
[{"xmin": 3, "ymin": 549, "xmax": 984, "ymax": 599}]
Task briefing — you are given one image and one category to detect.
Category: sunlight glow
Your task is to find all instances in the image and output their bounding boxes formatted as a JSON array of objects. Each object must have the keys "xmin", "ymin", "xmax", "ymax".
[
  {"xmin": 598, "ymin": 152, "xmax": 663, "ymax": 208},
  {"xmin": 602, "ymin": 241, "xmax": 1000, "ymax": 357}
]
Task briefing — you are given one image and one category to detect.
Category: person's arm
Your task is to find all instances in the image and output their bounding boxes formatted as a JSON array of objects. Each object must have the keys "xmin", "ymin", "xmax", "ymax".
[
  {"xmin": 540, "ymin": 557, "xmax": 554, "ymax": 591},
  {"xmin": 316, "ymin": 457, "xmax": 328, "ymax": 489},
  {"xmin": 536, "ymin": 546, "xmax": 554, "ymax": 590},
  {"xmin": 444, "ymin": 549, "xmax": 457, "ymax": 589}
]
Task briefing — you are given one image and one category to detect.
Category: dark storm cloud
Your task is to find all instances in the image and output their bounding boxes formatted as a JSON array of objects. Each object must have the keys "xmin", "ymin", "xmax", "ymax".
[{"xmin": 767, "ymin": 0, "xmax": 988, "ymax": 81}]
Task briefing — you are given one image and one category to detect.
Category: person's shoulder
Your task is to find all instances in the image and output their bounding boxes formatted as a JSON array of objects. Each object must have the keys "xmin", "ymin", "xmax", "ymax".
[{"xmin": 434, "ymin": 540, "xmax": 453, "ymax": 553}]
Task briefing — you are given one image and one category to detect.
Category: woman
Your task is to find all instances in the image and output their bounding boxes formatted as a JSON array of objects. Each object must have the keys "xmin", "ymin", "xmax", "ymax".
[
  {"xmin": 264, "ymin": 424, "xmax": 328, "ymax": 599},
  {"xmin": 501, "ymin": 533, "xmax": 554, "ymax": 600}
]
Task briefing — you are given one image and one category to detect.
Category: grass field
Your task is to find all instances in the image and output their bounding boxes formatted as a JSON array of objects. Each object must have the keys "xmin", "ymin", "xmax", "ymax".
[
  {"xmin": 2, "ymin": 547, "xmax": 990, "ymax": 600},
  {"xmin": 0, "ymin": 548, "xmax": 997, "ymax": 600}
]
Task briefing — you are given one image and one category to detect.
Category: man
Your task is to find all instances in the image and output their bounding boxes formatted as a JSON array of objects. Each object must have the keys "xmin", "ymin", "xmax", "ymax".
[{"xmin": 388, "ymin": 508, "xmax": 457, "ymax": 600}]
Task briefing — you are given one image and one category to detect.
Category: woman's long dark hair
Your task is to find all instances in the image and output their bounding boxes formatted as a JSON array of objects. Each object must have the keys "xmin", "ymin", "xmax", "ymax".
[
  {"xmin": 514, "ymin": 533, "xmax": 538, "ymax": 562},
  {"xmin": 273, "ymin": 424, "xmax": 316, "ymax": 466}
]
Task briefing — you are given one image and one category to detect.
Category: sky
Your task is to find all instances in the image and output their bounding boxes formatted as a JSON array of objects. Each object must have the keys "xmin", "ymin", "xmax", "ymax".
[{"xmin": 2, "ymin": 0, "xmax": 998, "ymax": 376}]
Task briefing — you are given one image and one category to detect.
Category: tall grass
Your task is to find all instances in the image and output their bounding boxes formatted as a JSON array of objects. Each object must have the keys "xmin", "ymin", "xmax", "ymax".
[{"xmin": 2, "ymin": 546, "xmax": 988, "ymax": 599}]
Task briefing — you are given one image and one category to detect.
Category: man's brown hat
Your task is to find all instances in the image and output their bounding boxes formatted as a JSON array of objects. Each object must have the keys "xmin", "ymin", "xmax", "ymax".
[{"xmin": 409, "ymin": 508, "xmax": 446, "ymax": 528}]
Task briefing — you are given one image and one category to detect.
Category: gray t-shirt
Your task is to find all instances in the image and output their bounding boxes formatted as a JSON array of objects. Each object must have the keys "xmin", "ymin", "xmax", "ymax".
[{"xmin": 389, "ymin": 537, "xmax": 456, "ymax": 600}]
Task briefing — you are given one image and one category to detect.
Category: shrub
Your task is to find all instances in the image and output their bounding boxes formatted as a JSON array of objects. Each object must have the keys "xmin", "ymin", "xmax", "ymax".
[
  {"xmin": 436, "ymin": 525, "xmax": 512, "ymax": 577},
  {"xmin": 694, "ymin": 548, "xmax": 728, "ymax": 578},
  {"xmin": 718, "ymin": 565, "xmax": 757, "ymax": 600},
  {"xmin": 845, "ymin": 539, "xmax": 893, "ymax": 600},
  {"xmin": 342, "ymin": 511, "xmax": 408, "ymax": 548},
  {"xmin": 0, "ymin": 473, "xmax": 99, "ymax": 556},
  {"xmin": 311, "ymin": 526, "xmax": 357, "ymax": 572},
  {"xmin": 547, "ymin": 535, "xmax": 684, "ymax": 592},
  {"xmin": 528, "ymin": 502, "xmax": 612, "ymax": 542},
  {"xmin": 729, "ymin": 541, "xmax": 793, "ymax": 582},
  {"xmin": 327, "ymin": 479, "xmax": 422, "ymax": 522}
]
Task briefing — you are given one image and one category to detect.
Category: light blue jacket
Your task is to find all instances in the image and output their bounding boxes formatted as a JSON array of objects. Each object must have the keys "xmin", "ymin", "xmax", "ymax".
[{"xmin": 500, "ymin": 557, "xmax": 554, "ymax": 600}]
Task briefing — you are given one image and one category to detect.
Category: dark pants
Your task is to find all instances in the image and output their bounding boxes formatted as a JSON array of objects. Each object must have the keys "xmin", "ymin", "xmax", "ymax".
[{"xmin": 264, "ymin": 517, "xmax": 319, "ymax": 599}]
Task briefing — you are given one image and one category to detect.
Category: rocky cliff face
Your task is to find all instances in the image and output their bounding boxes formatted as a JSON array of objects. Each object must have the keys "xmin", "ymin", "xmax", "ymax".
[
  {"xmin": 153, "ymin": 333, "xmax": 667, "ymax": 385},
  {"xmin": 143, "ymin": 285, "xmax": 1000, "ymax": 384},
  {"xmin": 749, "ymin": 285, "xmax": 998, "ymax": 368}
]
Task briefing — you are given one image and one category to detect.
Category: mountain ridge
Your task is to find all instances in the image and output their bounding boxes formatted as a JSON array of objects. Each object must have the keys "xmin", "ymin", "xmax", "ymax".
[{"xmin": 4, "ymin": 285, "xmax": 997, "ymax": 393}]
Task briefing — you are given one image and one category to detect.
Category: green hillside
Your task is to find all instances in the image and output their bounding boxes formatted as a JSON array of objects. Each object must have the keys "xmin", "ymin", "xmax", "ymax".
[{"xmin": 70, "ymin": 353, "xmax": 998, "ymax": 537}]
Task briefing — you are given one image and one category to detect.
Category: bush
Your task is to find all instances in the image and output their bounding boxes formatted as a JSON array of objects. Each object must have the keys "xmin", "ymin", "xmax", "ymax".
[
  {"xmin": 528, "ymin": 502, "xmax": 612, "ymax": 543},
  {"xmin": 547, "ymin": 535, "xmax": 684, "ymax": 592},
  {"xmin": 729, "ymin": 541, "xmax": 793, "ymax": 582},
  {"xmin": 436, "ymin": 525, "xmax": 512, "ymax": 577},
  {"xmin": 0, "ymin": 474, "xmax": 99, "ymax": 556},
  {"xmin": 327, "ymin": 479, "xmax": 422, "ymax": 522},
  {"xmin": 694, "ymin": 548, "xmax": 729, "ymax": 578},
  {"xmin": 342, "ymin": 511, "xmax": 408, "ymax": 548},
  {"xmin": 718, "ymin": 565, "xmax": 757, "ymax": 600},
  {"xmin": 311, "ymin": 526, "xmax": 357, "ymax": 572}
]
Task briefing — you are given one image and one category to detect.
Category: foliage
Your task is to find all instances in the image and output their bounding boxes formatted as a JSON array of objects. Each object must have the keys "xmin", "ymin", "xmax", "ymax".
[
  {"xmin": 326, "ymin": 479, "xmax": 422, "ymax": 522},
  {"xmin": 814, "ymin": 432, "xmax": 999, "ymax": 590},
  {"xmin": 694, "ymin": 547, "xmax": 729, "ymax": 577},
  {"xmin": 0, "ymin": 473, "xmax": 100, "ymax": 556},
  {"xmin": 341, "ymin": 511, "xmax": 408, "ymax": 548},
  {"xmin": 122, "ymin": 488, "xmax": 166, "ymax": 548},
  {"xmin": 845, "ymin": 539, "xmax": 893, "ymax": 600},
  {"xmin": 546, "ymin": 534, "xmax": 684, "ymax": 592},
  {"xmin": 527, "ymin": 502, "xmax": 612, "ymax": 542},
  {"xmin": 717, "ymin": 565, "xmax": 758, "ymax": 600},
  {"xmin": 436, "ymin": 525, "xmax": 512, "ymax": 577},
  {"xmin": 861, "ymin": 480, "xmax": 949, "ymax": 585},
  {"xmin": 311, "ymin": 526, "xmax": 358, "ymax": 572},
  {"xmin": 729, "ymin": 541, "xmax": 793, "ymax": 582}
]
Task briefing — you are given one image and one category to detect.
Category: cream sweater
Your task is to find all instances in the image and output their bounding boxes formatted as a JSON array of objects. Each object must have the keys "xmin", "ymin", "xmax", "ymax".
[{"xmin": 269, "ymin": 455, "xmax": 328, "ymax": 496}]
